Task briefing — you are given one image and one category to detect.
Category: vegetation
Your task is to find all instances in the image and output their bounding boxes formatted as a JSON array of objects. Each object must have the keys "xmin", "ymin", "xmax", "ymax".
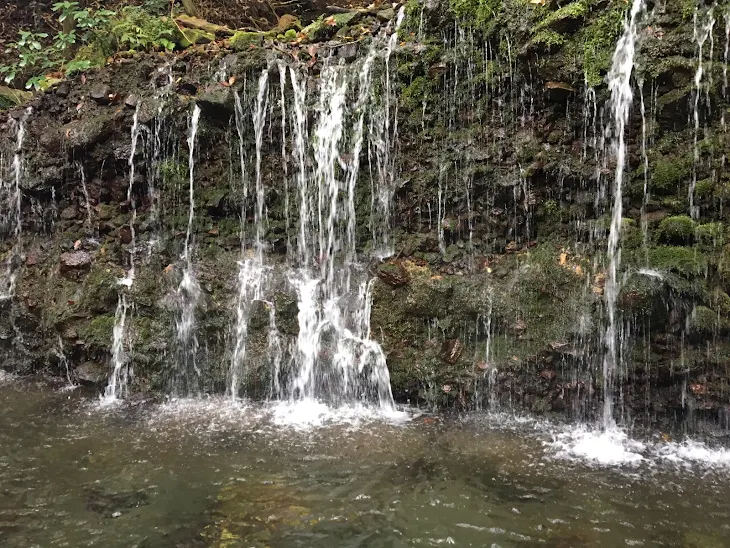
[{"xmin": 0, "ymin": 2, "xmax": 181, "ymax": 91}]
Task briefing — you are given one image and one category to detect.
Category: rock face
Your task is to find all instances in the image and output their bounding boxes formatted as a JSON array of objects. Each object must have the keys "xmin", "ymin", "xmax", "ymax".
[
  {"xmin": 59, "ymin": 251, "xmax": 92, "ymax": 272},
  {"xmin": 0, "ymin": 0, "xmax": 728, "ymax": 428}
]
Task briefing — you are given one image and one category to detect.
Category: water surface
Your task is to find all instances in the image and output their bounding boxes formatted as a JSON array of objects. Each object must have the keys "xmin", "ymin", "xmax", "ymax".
[{"xmin": 1, "ymin": 374, "xmax": 729, "ymax": 547}]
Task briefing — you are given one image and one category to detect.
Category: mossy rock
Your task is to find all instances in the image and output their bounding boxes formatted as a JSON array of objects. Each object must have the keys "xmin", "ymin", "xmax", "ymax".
[
  {"xmin": 688, "ymin": 305, "xmax": 719, "ymax": 335},
  {"xmin": 230, "ymin": 31, "xmax": 264, "ymax": 51},
  {"xmin": 0, "ymin": 86, "xmax": 32, "ymax": 110},
  {"xmin": 651, "ymin": 154, "xmax": 692, "ymax": 194},
  {"xmin": 648, "ymin": 246, "xmax": 707, "ymax": 277},
  {"xmin": 300, "ymin": 12, "xmax": 360, "ymax": 42},
  {"xmin": 176, "ymin": 28, "xmax": 215, "ymax": 47},
  {"xmin": 78, "ymin": 315, "xmax": 116, "ymax": 350},
  {"xmin": 658, "ymin": 215, "xmax": 695, "ymax": 244}
]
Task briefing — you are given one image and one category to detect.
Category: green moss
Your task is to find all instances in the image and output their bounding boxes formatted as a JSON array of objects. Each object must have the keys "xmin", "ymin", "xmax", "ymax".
[
  {"xmin": 530, "ymin": 29, "xmax": 566, "ymax": 50},
  {"xmin": 649, "ymin": 246, "xmax": 707, "ymax": 277},
  {"xmin": 535, "ymin": 0, "xmax": 588, "ymax": 31},
  {"xmin": 400, "ymin": 76, "xmax": 436, "ymax": 111},
  {"xmin": 694, "ymin": 177, "xmax": 714, "ymax": 198},
  {"xmin": 658, "ymin": 215, "xmax": 695, "ymax": 243},
  {"xmin": 696, "ymin": 222, "xmax": 725, "ymax": 245},
  {"xmin": 688, "ymin": 305, "xmax": 719, "ymax": 335},
  {"xmin": 230, "ymin": 31, "xmax": 264, "ymax": 51},
  {"xmin": 582, "ymin": 2, "xmax": 625, "ymax": 87},
  {"xmin": 650, "ymin": 154, "xmax": 692, "ymax": 194},
  {"xmin": 79, "ymin": 315, "xmax": 116, "ymax": 349}
]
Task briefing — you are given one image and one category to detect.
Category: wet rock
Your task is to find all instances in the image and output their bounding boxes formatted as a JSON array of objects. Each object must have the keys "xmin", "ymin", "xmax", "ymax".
[
  {"xmin": 74, "ymin": 362, "xmax": 107, "ymax": 384},
  {"xmin": 441, "ymin": 339, "xmax": 463, "ymax": 365},
  {"xmin": 196, "ymin": 86, "xmax": 234, "ymax": 119},
  {"xmin": 84, "ymin": 486, "xmax": 149, "ymax": 517},
  {"xmin": 375, "ymin": 261, "xmax": 410, "ymax": 287},
  {"xmin": 377, "ymin": 8, "xmax": 396, "ymax": 22},
  {"xmin": 90, "ymin": 84, "xmax": 110, "ymax": 105},
  {"xmin": 60, "ymin": 206, "xmax": 78, "ymax": 220},
  {"xmin": 338, "ymin": 43, "xmax": 359, "ymax": 62},
  {"xmin": 60, "ymin": 250, "xmax": 92, "ymax": 272},
  {"xmin": 119, "ymin": 226, "xmax": 133, "ymax": 245},
  {"xmin": 124, "ymin": 94, "xmax": 139, "ymax": 108}
]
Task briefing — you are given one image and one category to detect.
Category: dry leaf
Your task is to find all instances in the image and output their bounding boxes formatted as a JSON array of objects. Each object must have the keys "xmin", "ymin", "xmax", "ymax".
[{"xmin": 73, "ymin": 240, "xmax": 81, "ymax": 250}]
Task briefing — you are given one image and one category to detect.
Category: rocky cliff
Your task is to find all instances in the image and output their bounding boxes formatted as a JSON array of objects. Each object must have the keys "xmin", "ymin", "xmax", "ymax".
[{"xmin": 1, "ymin": 0, "xmax": 729, "ymax": 428}]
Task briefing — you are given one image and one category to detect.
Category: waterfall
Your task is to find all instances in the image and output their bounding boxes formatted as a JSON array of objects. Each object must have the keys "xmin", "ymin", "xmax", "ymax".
[
  {"xmin": 103, "ymin": 296, "xmax": 130, "ymax": 402},
  {"xmin": 174, "ymin": 105, "xmax": 202, "ymax": 396},
  {"xmin": 228, "ymin": 73, "xmax": 270, "ymax": 398},
  {"xmin": 0, "ymin": 107, "xmax": 30, "ymax": 300},
  {"xmin": 103, "ymin": 106, "xmax": 143, "ymax": 403},
  {"xmin": 603, "ymin": 0, "xmax": 646, "ymax": 429},
  {"xmin": 689, "ymin": 6, "xmax": 716, "ymax": 220}
]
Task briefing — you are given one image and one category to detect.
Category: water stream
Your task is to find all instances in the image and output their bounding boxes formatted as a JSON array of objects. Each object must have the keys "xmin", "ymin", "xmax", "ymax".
[
  {"xmin": 174, "ymin": 105, "xmax": 203, "ymax": 396},
  {"xmin": 0, "ymin": 107, "xmax": 30, "ymax": 300},
  {"xmin": 3, "ymin": 378, "xmax": 730, "ymax": 547},
  {"xmin": 602, "ymin": 0, "xmax": 646, "ymax": 431}
]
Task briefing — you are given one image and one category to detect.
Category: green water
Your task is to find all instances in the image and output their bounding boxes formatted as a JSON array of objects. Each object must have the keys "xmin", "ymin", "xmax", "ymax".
[{"xmin": 1, "ymin": 374, "xmax": 729, "ymax": 547}]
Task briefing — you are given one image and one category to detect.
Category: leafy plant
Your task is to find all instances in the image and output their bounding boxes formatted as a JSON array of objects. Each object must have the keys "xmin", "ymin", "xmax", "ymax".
[{"xmin": 110, "ymin": 6, "xmax": 178, "ymax": 52}]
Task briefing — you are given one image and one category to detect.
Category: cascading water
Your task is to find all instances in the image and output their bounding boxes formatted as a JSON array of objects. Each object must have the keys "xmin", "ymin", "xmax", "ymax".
[
  {"xmin": 689, "ymin": 6, "xmax": 716, "ymax": 220},
  {"xmin": 602, "ymin": 0, "xmax": 646, "ymax": 429},
  {"xmin": 0, "ymin": 107, "xmax": 30, "ymax": 300},
  {"xmin": 174, "ymin": 105, "xmax": 203, "ymax": 396},
  {"xmin": 228, "ymin": 72, "xmax": 270, "ymax": 398},
  {"xmin": 103, "ymin": 104, "xmax": 142, "ymax": 403}
]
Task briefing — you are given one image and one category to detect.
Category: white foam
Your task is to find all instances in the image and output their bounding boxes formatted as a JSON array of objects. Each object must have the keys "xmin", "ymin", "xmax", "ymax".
[
  {"xmin": 655, "ymin": 439, "xmax": 730, "ymax": 468},
  {"xmin": 548, "ymin": 426, "xmax": 645, "ymax": 465},
  {"xmin": 0, "ymin": 370, "xmax": 13, "ymax": 384},
  {"xmin": 268, "ymin": 399, "xmax": 413, "ymax": 430}
]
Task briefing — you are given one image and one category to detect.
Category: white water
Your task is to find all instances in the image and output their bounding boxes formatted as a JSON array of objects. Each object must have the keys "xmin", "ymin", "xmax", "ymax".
[
  {"xmin": 228, "ymin": 73, "xmax": 270, "ymax": 397},
  {"xmin": 103, "ymin": 104, "xmax": 143, "ymax": 401},
  {"xmin": 0, "ymin": 107, "xmax": 30, "ymax": 300},
  {"xmin": 102, "ymin": 295, "xmax": 131, "ymax": 405},
  {"xmin": 602, "ymin": 0, "xmax": 645, "ymax": 431},
  {"xmin": 174, "ymin": 105, "xmax": 202, "ymax": 395},
  {"xmin": 75, "ymin": 162, "xmax": 93, "ymax": 233},
  {"xmin": 689, "ymin": 6, "xmax": 716, "ymax": 220},
  {"xmin": 284, "ymin": 57, "xmax": 394, "ymax": 409}
]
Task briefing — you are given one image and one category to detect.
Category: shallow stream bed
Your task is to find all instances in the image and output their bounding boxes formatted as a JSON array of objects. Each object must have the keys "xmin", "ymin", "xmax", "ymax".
[{"xmin": 1, "ymin": 373, "xmax": 730, "ymax": 547}]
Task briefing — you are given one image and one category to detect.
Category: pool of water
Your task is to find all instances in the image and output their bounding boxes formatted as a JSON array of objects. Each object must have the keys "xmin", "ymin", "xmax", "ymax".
[{"xmin": 2, "ymin": 374, "xmax": 730, "ymax": 547}]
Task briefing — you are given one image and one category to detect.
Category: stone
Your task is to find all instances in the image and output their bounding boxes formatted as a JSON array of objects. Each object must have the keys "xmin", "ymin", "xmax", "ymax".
[
  {"xmin": 338, "ymin": 43, "xmax": 359, "ymax": 62},
  {"xmin": 0, "ymin": 86, "xmax": 32, "ymax": 109},
  {"xmin": 124, "ymin": 94, "xmax": 138, "ymax": 108},
  {"xmin": 55, "ymin": 83, "xmax": 70, "ymax": 98},
  {"xmin": 441, "ymin": 339, "xmax": 463, "ymax": 365},
  {"xmin": 75, "ymin": 361, "xmax": 107, "ymax": 384},
  {"xmin": 90, "ymin": 83, "xmax": 110, "ymax": 105},
  {"xmin": 229, "ymin": 31, "xmax": 263, "ymax": 51},
  {"xmin": 376, "ymin": 8, "xmax": 396, "ymax": 22},
  {"xmin": 60, "ymin": 250, "xmax": 92, "ymax": 272},
  {"xmin": 375, "ymin": 261, "xmax": 410, "ymax": 287},
  {"xmin": 118, "ymin": 226, "xmax": 133, "ymax": 245},
  {"xmin": 60, "ymin": 206, "xmax": 78, "ymax": 220},
  {"xmin": 196, "ymin": 86, "xmax": 234, "ymax": 118},
  {"xmin": 176, "ymin": 28, "xmax": 215, "ymax": 47}
]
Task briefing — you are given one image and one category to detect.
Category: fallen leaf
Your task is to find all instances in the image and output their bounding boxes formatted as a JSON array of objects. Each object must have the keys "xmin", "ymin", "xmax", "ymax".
[
  {"xmin": 164, "ymin": 264, "xmax": 174, "ymax": 274},
  {"xmin": 73, "ymin": 239, "xmax": 81, "ymax": 250},
  {"xmin": 559, "ymin": 252, "xmax": 567, "ymax": 265}
]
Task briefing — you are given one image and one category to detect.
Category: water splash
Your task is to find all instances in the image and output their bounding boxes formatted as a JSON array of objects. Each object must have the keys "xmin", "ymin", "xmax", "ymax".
[{"xmin": 102, "ymin": 295, "xmax": 131, "ymax": 404}]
